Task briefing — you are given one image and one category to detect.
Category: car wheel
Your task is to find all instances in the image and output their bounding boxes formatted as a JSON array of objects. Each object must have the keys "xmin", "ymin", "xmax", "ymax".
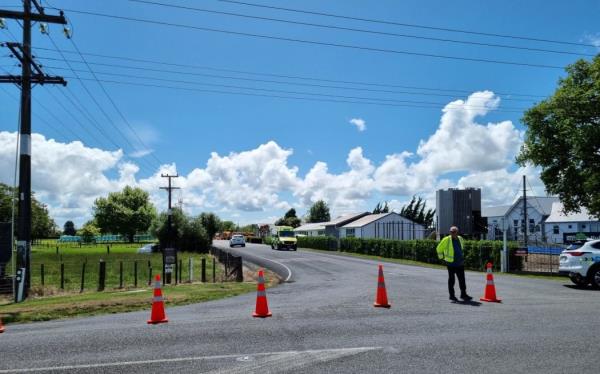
[
  {"xmin": 569, "ymin": 273, "xmax": 588, "ymax": 287},
  {"xmin": 589, "ymin": 266, "xmax": 600, "ymax": 289},
  {"xmin": 242, "ymin": 244, "xmax": 245, "ymax": 247}
]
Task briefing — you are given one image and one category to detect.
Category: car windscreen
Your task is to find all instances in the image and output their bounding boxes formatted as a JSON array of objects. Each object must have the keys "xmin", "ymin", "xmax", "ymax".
[
  {"xmin": 279, "ymin": 231, "xmax": 295, "ymax": 237},
  {"xmin": 566, "ymin": 242, "xmax": 584, "ymax": 250}
]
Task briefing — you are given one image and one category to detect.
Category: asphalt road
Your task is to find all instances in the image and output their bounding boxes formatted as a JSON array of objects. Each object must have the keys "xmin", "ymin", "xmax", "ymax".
[{"xmin": 1, "ymin": 240, "xmax": 598, "ymax": 373}]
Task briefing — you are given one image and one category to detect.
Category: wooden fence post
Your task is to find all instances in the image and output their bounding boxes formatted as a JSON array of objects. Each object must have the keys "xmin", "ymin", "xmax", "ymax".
[
  {"xmin": 60, "ymin": 263, "xmax": 64, "ymax": 290},
  {"xmin": 134, "ymin": 261, "xmax": 138, "ymax": 288},
  {"xmin": 201, "ymin": 258, "xmax": 206, "ymax": 283},
  {"xmin": 80, "ymin": 262, "xmax": 86, "ymax": 293},
  {"xmin": 98, "ymin": 260, "xmax": 106, "ymax": 291},
  {"xmin": 40, "ymin": 263, "xmax": 44, "ymax": 286},
  {"xmin": 119, "ymin": 261, "xmax": 123, "ymax": 289}
]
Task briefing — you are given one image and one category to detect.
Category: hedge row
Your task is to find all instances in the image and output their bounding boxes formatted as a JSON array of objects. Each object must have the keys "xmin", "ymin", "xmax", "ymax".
[{"xmin": 297, "ymin": 236, "xmax": 522, "ymax": 271}]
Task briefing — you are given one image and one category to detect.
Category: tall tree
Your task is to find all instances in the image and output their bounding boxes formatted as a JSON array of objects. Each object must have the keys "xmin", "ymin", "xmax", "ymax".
[
  {"xmin": 63, "ymin": 220, "xmax": 77, "ymax": 236},
  {"xmin": 151, "ymin": 208, "xmax": 210, "ymax": 252},
  {"xmin": 275, "ymin": 208, "xmax": 301, "ymax": 228},
  {"xmin": 373, "ymin": 201, "xmax": 390, "ymax": 214},
  {"xmin": 199, "ymin": 212, "xmax": 221, "ymax": 243},
  {"xmin": 307, "ymin": 200, "xmax": 331, "ymax": 223},
  {"xmin": 399, "ymin": 196, "xmax": 435, "ymax": 228},
  {"xmin": 517, "ymin": 56, "xmax": 600, "ymax": 217},
  {"xmin": 0, "ymin": 183, "xmax": 57, "ymax": 238},
  {"xmin": 93, "ymin": 186, "xmax": 157, "ymax": 242}
]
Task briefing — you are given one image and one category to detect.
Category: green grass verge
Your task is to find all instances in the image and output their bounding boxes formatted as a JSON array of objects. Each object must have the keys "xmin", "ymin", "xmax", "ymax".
[
  {"xmin": 299, "ymin": 247, "xmax": 567, "ymax": 282},
  {"xmin": 0, "ymin": 282, "xmax": 256, "ymax": 324}
]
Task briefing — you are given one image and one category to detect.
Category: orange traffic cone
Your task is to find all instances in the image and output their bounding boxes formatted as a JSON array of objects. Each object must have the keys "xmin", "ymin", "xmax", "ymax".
[
  {"xmin": 253, "ymin": 269, "xmax": 272, "ymax": 318},
  {"xmin": 374, "ymin": 265, "xmax": 391, "ymax": 308},
  {"xmin": 147, "ymin": 274, "xmax": 168, "ymax": 324},
  {"xmin": 480, "ymin": 262, "xmax": 501, "ymax": 303},
  {"xmin": 0, "ymin": 317, "xmax": 5, "ymax": 333}
]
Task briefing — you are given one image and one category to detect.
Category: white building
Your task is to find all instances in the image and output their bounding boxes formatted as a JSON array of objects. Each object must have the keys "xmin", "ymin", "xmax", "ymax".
[
  {"xmin": 545, "ymin": 202, "xmax": 600, "ymax": 244},
  {"xmin": 483, "ymin": 196, "xmax": 558, "ymax": 242},
  {"xmin": 294, "ymin": 223, "xmax": 326, "ymax": 237},
  {"xmin": 340, "ymin": 212, "xmax": 425, "ymax": 240}
]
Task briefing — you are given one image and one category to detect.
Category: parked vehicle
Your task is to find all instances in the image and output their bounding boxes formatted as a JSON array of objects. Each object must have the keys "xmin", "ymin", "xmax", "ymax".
[
  {"xmin": 137, "ymin": 243, "xmax": 159, "ymax": 254},
  {"xmin": 271, "ymin": 226, "xmax": 297, "ymax": 251},
  {"xmin": 229, "ymin": 234, "xmax": 246, "ymax": 247},
  {"xmin": 559, "ymin": 239, "xmax": 600, "ymax": 288}
]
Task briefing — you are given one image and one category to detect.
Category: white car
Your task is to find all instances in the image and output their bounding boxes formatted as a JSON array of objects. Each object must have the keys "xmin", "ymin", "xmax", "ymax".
[
  {"xmin": 229, "ymin": 234, "xmax": 246, "ymax": 248},
  {"xmin": 559, "ymin": 239, "xmax": 600, "ymax": 288}
]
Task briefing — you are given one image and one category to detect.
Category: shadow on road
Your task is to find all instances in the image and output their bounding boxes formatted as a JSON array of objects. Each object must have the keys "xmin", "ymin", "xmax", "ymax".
[
  {"xmin": 562, "ymin": 284, "xmax": 599, "ymax": 291},
  {"xmin": 451, "ymin": 300, "xmax": 483, "ymax": 307}
]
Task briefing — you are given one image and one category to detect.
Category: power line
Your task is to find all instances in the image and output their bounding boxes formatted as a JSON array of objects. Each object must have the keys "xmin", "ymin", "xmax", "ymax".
[
  {"xmin": 53, "ymin": 8, "xmax": 565, "ymax": 69},
  {"xmin": 67, "ymin": 37, "xmax": 164, "ymax": 168},
  {"xmin": 217, "ymin": 0, "xmax": 599, "ymax": 49},
  {"xmin": 0, "ymin": 84, "xmax": 73, "ymax": 141},
  {"xmin": 46, "ymin": 65, "xmax": 529, "ymax": 112},
  {"xmin": 33, "ymin": 47, "xmax": 547, "ymax": 99},
  {"xmin": 130, "ymin": 0, "xmax": 596, "ymax": 58},
  {"xmin": 43, "ymin": 33, "xmax": 159, "ymax": 173},
  {"xmin": 63, "ymin": 76, "xmax": 529, "ymax": 113},
  {"xmin": 37, "ymin": 55, "xmax": 540, "ymax": 103}
]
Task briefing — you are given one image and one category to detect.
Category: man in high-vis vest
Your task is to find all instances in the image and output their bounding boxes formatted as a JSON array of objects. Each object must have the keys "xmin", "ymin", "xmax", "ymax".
[{"xmin": 436, "ymin": 226, "xmax": 473, "ymax": 302}]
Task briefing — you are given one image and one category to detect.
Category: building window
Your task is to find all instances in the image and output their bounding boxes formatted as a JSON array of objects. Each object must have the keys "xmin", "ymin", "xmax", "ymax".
[
  {"xmin": 529, "ymin": 219, "xmax": 535, "ymax": 233},
  {"xmin": 553, "ymin": 225, "xmax": 559, "ymax": 234},
  {"xmin": 568, "ymin": 225, "xmax": 572, "ymax": 229},
  {"xmin": 582, "ymin": 224, "xmax": 587, "ymax": 229},
  {"xmin": 318, "ymin": 231, "xmax": 325, "ymax": 236},
  {"xmin": 513, "ymin": 219, "xmax": 518, "ymax": 227},
  {"xmin": 346, "ymin": 228, "xmax": 355, "ymax": 238}
]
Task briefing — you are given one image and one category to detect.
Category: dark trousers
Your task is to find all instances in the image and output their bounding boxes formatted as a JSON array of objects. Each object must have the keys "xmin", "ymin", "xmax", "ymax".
[{"xmin": 447, "ymin": 265, "xmax": 467, "ymax": 297}]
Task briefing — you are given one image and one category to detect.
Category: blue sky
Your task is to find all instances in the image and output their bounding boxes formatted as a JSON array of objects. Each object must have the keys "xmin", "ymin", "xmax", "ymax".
[{"xmin": 1, "ymin": 0, "xmax": 599, "ymax": 226}]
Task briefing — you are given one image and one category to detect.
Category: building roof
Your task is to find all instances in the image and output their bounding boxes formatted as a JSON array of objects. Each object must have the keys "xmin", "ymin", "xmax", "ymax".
[
  {"xmin": 294, "ymin": 223, "xmax": 326, "ymax": 232},
  {"xmin": 324, "ymin": 212, "xmax": 370, "ymax": 227},
  {"xmin": 521, "ymin": 196, "xmax": 559, "ymax": 216},
  {"xmin": 545, "ymin": 202, "xmax": 598, "ymax": 223},
  {"xmin": 341, "ymin": 212, "xmax": 423, "ymax": 228},
  {"xmin": 482, "ymin": 205, "xmax": 511, "ymax": 218},
  {"xmin": 483, "ymin": 196, "xmax": 558, "ymax": 219}
]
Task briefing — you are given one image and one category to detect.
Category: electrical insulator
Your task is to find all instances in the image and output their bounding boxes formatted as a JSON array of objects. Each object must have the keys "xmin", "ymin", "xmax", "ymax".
[
  {"xmin": 0, "ymin": 18, "xmax": 6, "ymax": 29},
  {"xmin": 63, "ymin": 26, "xmax": 72, "ymax": 39},
  {"xmin": 39, "ymin": 23, "xmax": 49, "ymax": 34}
]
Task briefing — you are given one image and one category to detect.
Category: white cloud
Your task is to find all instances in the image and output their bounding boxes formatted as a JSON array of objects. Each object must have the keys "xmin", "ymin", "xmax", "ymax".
[
  {"xmin": 349, "ymin": 118, "xmax": 366, "ymax": 132},
  {"xmin": 295, "ymin": 147, "xmax": 375, "ymax": 212},
  {"xmin": 583, "ymin": 33, "xmax": 600, "ymax": 48},
  {"xmin": 130, "ymin": 149, "xmax": 154, "ymax": 158},
  {"xmin": 415, "ymin": 91, "xmax": 522, "ymax": 176}
]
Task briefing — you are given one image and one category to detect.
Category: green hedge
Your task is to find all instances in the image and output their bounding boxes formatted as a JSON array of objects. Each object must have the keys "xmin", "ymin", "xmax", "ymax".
[
  {"xmin": 296, "ymin": 236, "xmax": 338, "ymax": 251},
  {"xmin": 297, "ymin": 236, "xmax": 522, "ymax": 271}
]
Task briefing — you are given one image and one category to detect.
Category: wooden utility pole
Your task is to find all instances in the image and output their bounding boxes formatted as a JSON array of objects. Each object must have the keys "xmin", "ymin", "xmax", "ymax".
[{"xmin": 0, "ymin": 1, "xmax": 67, "ymax": 301}]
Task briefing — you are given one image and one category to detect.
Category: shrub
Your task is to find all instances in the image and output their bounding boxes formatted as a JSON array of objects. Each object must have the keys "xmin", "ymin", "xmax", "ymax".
[{"xmin": 302, "ymin": 236, "xmax": 520, "ymax": 271}]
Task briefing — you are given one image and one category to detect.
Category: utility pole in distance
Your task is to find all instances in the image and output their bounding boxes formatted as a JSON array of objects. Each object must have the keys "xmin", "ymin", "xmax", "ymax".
[
  {"xmin": 0, "ymin": 0, "xmax": 67, "ymax": 301},
  {"xmin": 160, "ymin": 173, "xmax": 179, "ymax": 284}
]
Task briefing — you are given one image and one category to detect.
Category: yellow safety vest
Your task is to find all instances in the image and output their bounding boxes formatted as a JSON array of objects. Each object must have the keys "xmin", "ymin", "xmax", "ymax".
[{"xmin": 436, "ymin": 235, "xmax": 464, "ymax": 263}]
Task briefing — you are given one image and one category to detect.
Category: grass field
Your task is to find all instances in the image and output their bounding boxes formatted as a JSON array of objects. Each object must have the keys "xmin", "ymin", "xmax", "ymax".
[
  {"xmin": 0, "ymin": 241, "xmax": 272, "ymax": 325},
  {"xmin": 6, "ymin": 241, "xmax": 226, "ymax": 294}
]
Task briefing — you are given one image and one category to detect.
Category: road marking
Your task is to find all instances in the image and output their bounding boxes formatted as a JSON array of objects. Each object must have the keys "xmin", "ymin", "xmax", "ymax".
[
  {"xmin": 0, "ymin": 347, "xmax": 381, "ymax": 373},
  {"xmin": 248, "ymin": 253, "xmax": 294, "ymax": 282}
]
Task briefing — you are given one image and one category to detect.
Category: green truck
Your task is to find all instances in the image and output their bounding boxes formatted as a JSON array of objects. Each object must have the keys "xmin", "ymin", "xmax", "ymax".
[{"xmin": 271, "ymin": 226, "xmax": 297, "ymax": 251}]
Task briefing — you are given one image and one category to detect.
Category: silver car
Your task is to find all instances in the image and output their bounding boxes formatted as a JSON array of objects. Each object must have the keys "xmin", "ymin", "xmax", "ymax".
[{"xmin": 229, "ymin": 234, "xmax": 246, "ymax": 247}]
